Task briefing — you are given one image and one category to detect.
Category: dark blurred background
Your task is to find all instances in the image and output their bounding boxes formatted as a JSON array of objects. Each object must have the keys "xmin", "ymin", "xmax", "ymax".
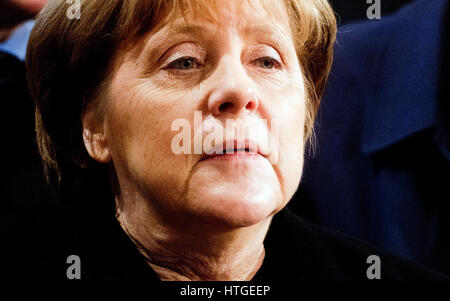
[{"xmin": 329, "ymin": 0, "xmax": 414, "ymax": 24}]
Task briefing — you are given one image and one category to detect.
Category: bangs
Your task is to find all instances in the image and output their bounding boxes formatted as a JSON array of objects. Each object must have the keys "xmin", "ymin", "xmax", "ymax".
[{"xmin": 115, "ymin": 0, "xmax": 288, "ymax": 42}]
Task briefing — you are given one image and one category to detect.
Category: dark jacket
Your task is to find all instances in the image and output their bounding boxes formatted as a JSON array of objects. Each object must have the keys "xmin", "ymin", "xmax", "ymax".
[{"xmin": 290, "ymin": 0, "xmax": 450, "ymax": 275}]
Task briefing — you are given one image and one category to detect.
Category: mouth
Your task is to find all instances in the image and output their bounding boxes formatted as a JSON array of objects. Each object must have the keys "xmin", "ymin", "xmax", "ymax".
[{"xmin": 200, "ymin": 140, "xmax": 263, "ymax": 161}]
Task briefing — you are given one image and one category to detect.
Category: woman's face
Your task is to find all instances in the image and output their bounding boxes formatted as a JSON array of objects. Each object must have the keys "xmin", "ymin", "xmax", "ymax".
[{"xmin": 92, "ymin": 0, "xmax": 306, "ymax": 228}]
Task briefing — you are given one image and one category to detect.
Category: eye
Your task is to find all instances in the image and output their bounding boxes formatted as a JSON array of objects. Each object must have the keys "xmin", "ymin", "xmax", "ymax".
[
  {"xmin": 166, "ymin": 57, "xmax": 201, "ymax": 70},
  {"xmin": 254, "ymin": 57, "xmax": 281, "ymax": 69}
]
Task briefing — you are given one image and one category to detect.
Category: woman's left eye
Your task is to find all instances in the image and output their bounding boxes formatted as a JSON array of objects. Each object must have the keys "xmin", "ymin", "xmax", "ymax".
[{"xmin": 254, "ymin": 57, "xmax": 281, "ymax": 69}]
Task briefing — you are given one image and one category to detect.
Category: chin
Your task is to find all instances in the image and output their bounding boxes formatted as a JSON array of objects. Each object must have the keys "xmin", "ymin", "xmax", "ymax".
[{"xmin": 185, "ymin": 181, "xmax": 284, "ymax": 228}]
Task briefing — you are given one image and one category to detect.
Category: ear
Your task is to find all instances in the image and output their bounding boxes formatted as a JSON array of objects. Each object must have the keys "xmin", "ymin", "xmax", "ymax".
[{"xmin": 82, "ymin": 107, "xmax": 111, "ymax": 164}]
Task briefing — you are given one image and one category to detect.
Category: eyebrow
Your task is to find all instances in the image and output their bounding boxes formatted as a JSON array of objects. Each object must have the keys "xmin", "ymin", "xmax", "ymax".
[
  {"xmin": 139, "ymin": 22, "xmax": 293, "ymax": 65},
  {"xmin": 166, "ymin": 23, "xmax": 209, "ymax": 36},
  {"xmin": 136, "ymin": 24, "xmax": 209, "ymax": 64}
]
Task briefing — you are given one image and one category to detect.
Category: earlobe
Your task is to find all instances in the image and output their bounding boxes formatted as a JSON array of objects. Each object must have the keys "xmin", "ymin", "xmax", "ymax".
[
  {"xmin": 82, "ymin": 110, "xmax": 111, "ymax": 164},
  {"xmin": 82, "ymin": 129, "xmax": 111, "ymax": 163}
]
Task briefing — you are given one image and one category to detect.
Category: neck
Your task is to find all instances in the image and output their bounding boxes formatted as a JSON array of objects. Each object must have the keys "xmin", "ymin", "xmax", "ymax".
[{"xmin": 115, "ymin": 194, "xmax": 271, "ymax": 281}]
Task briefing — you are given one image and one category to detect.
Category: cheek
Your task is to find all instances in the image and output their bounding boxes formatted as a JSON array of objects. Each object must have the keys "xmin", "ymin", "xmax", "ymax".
[
  {"xmin": 271, "ymin": 83, "xmax": 306, "ymax": 201},
  {"xmin": 105, "ymin": 75, "xmax": 197, "ymax": 202}
]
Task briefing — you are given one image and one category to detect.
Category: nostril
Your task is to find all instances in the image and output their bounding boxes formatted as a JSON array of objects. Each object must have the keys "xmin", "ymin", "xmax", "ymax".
[{"xmin": 219, "ymin": 102, "xmax": 234, "ymax": 112}]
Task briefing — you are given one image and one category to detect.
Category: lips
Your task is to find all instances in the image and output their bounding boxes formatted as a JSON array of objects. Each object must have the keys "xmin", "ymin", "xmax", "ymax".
[{"xmin": 200, "ymin": 139, "xmax": 263, "ymax": 161}]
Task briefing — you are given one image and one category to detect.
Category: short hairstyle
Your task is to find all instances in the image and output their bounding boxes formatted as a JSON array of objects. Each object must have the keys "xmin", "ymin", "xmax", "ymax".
[{"xmin": 27, "ymin": 0, "xmax": 337, "ymax": 188}]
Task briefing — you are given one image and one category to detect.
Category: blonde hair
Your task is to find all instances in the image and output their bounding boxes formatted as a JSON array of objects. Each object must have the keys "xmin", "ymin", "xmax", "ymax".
[{"xmin": 27, "ymin": 0, "xmax": 337, "ymax": 188}]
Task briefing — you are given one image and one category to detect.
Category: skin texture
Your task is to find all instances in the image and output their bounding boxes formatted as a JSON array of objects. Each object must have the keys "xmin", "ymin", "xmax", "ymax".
[{"xmin": 83, "ymin": 0, "xmax": 306, "ymax": 281}]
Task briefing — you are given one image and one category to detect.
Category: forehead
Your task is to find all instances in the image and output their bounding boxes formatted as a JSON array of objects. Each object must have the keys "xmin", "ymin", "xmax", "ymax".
[
  {"xmin": 117, "ymin": 0, "xmax": 296, "ymax": 66},
  {"xmin": 158, "ymin": 0, "xmax": 292, "ymax": 39}
]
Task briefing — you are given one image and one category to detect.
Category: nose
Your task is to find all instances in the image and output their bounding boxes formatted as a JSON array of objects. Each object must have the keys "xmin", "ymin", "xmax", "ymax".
[{"xmin": 207, "ymin": 57, "xmax": 259, "ymax": 118}]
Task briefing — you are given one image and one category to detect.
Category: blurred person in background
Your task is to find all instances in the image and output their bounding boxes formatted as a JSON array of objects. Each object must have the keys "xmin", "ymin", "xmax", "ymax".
[
  {"xmin": 0, "ymin": 0, "xmax": 50, "ymax": 185},
  {"xmin": 290, "ymin": 0, "xmax": 450, "ymax": 275},
  {"xmin": 0, "ymin": 0, "xmax": 58, "ymax": 281},
  {"xmin": 329, "ymin": 0, "xmax": 414, "ymax": 24}
]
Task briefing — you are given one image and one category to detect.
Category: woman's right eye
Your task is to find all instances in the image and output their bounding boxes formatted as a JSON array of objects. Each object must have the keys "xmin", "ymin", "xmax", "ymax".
[{"xmin": 166, "ymin": 57, "xmax": 201, "ymax": 70}]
